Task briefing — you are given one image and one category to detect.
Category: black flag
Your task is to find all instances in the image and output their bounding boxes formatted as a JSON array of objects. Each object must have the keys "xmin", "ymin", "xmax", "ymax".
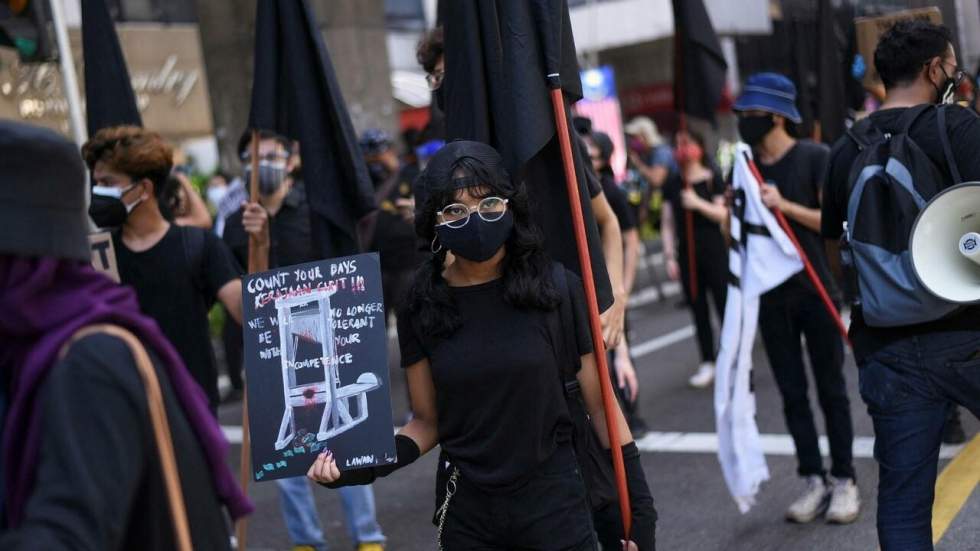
[
  {"xmin": 817, "ymin": 0, "xmax": 847, "ymax": 143},
  {"xmin": 81, "ymin": 0, "xmax": 141, "ymax": 135},
  {"xmin": 671, "ymin": 0, "xmax": 727, "ymax": 125},
  {"xmin": 442, "ymin": 0, "xmax": 613, "ymax": 310},
  {"xmin": 248, "ymin": 0, "xmax": 375, "ymax": 259}
]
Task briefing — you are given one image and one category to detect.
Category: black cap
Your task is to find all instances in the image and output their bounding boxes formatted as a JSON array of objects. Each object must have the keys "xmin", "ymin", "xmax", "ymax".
[
  {"xmin": 0, "ymin": 121, "xmax": 90, "ymax": 261},
  {"xmin": 413, "ymin": 140, "xmax": 512, "ymax": 209}
]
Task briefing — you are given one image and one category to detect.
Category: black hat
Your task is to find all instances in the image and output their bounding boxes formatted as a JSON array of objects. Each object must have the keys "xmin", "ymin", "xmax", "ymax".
[
  {"xmin": 0, "ymin": 121, "xmax": 90, "ymax": 261},
  {"xmin": 413, "ymin": 140, "xmax": 512, "ymax": 209}
]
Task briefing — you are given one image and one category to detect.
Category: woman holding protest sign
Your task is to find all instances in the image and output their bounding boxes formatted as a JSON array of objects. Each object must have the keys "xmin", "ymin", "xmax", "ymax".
[{"xmin": 306, "ymin": 141, "xmax": 655, "ymax": 549}]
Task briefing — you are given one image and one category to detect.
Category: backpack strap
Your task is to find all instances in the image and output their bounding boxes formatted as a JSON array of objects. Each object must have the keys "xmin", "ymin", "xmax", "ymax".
[
  {"xmin": 551, "ymin": 263, "xmax": 582, "ymax": 394},
  {"xmin": 844, "ymin": 118, "xmax": 876, "ymax": 151},
  {"xmin": 180, "ymin": 227, "xmax": 208, "ymax": 295},
  {"xmin": 937, "ymin": 105, "xmax": 963, "ymax": 185}
]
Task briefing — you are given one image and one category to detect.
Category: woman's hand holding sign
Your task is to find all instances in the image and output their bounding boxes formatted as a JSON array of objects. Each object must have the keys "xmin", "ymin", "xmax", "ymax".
[{"xmin": 308, "ymin": 451, "xmax": 342, "ymax": 484}]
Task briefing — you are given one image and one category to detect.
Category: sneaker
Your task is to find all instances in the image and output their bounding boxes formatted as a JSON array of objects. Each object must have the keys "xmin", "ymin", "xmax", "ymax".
[
  {"xmin": 826, "ymin": 477, "xmax": 861, "ymax": 524},
  {"xmin": 356, "ymin": 544, "xmax": 385, "ymax": 551},
  {"xmin": 942, "ymin": 408, "xmax": 967, "ymax": 444},
  {"xmin": 786, "ymin": 475, "xmax": 830, "ymax": 523},
  {"xmin": 688, "ymin": 363, "xmax": 715, "ymax": 388}
]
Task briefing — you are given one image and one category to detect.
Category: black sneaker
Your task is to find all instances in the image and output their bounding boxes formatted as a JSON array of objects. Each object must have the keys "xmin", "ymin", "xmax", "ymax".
[{"xmin": 942, "ymin": 411, "xmax": 966, "ymax": 445}]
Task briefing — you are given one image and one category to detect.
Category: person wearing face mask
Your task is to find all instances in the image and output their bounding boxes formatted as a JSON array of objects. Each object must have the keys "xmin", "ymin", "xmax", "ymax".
[
  {"xmin": 733, "ymin": 73, "xmax": 859, "ymax": 525},
  {"xmin": 221, "ymin": 130, "xmax": 389, "ymax": 551},
  {"xmin": 659, "ymin": 130, "xmax": 728, "ymax": 389},
  {"xmin": 306, "ymin": 141, "xmax": 656, "ymax": 550},
  {"xmin": 82, "ymin": 126, "xmax": 248, "ymax": 410},
  {"xmin": 823, "ymin": 21, "xmax": 980, "ymax": 550}
]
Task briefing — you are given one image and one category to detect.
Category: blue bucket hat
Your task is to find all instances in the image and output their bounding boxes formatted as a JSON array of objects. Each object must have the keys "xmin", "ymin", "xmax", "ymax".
[{"xmin": 733, "ymin": 72, "xmax": 802, "ymax": 124}]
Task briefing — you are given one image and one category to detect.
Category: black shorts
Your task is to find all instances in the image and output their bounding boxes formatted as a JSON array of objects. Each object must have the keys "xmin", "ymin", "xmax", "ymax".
[{"xmin": 441, "ymin": 444, "xmax": 598, "ymax": 550}]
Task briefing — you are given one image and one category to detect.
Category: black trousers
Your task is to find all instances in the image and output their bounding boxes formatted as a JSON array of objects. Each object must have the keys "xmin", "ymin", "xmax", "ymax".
[
  {"xmin": 221, "ymin": 307, "xmax": 243, "ymax": 391},
  {"xmin": 679, "ymin": 250, "xmax": 728, "ymax": 363},
  {"xmin": 758, "ymin": 287, "xmax": 854, "ymax": 479},
  {"xmin": 441, "ymin": 444, "xmax": 598, "ymax": 550}
]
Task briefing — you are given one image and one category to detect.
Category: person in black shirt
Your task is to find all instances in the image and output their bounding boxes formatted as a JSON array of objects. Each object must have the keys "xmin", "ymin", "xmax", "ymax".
[
  {"xmin": 307, "ymin": 141, "xmax": 655, "ymax": 550},
  {"xmin": 822, "ymin": 21, "xmax": 980, "ymax": 550},
  {"xmin": 0, "ymin": 120, "xmax": 250, "ymax": 549},
  {"xmin": 733, "ymin": 72, "xmax": 859, "ymax": 525},
  {"xmin": 82, "ymin": 126, "xmax": 246, "ymax": 410},
  {"xmin": 660, "ymin": 130, "xmax": 729, "ymax": 389}
]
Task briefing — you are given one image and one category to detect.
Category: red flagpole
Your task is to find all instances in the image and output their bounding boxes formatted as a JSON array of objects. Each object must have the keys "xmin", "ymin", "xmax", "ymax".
[
  {"xmin": 549, "ymin": 88, "xmax": 632, "ymax": 542},
  {"xmin": 744, "ymin": 153, "xmax": 851, "ymax": 346}
]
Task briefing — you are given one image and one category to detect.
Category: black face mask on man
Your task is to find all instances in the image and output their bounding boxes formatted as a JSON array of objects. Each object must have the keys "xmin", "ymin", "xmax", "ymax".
[
  {"xmin": 88, "ymin": 184, "xmax": 142, "ymax": 228},
  {"xmin": 243, "ymin": 160, "xmax": 288, "ymax": 195},
  {"xmin": 933, "ymin": 64, "xmax": 958, "ymax": 105},
  {"xmin": 435, "ymin": 211, "xmax": 514, "ymax": 262},
  {"xmin": 738, "ymin": 115, "xmax": 775, "ymax": 146}
]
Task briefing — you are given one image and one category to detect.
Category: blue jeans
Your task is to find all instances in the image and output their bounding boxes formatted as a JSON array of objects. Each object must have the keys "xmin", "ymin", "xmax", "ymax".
[
  {"xmin": 858, "ymin": 331, "xmax": 980, "ymax": 551},
  {"xmin": 277, "ymin": 477, "xmax": 386, "ymax": 549}
]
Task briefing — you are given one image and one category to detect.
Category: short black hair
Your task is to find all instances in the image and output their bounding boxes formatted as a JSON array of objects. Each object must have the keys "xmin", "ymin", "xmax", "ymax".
[
  {"xmin": 237, "ymin": 129, "xmax": 292, "ymax": 158},
  {"xmin": 874, "ymin": 20, "xmax": 953, "ymax": 89}
]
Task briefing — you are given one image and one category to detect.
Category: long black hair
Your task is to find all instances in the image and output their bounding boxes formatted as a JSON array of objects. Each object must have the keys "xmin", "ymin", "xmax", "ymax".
[{"xmin": 404, "ymin": 155, "xmax": 560, "ymax": 339}]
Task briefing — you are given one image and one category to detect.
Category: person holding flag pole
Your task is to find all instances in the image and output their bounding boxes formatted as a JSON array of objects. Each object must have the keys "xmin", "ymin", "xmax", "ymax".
[{"xmin": 731, "ymin": 73, "xmax": 860, "ymax": 525}]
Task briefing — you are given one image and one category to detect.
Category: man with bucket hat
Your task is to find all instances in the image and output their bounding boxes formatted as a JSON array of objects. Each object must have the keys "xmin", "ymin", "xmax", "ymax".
[{"xmin": 734, "ymin": 72, "xmax": 859, "ymax": 524}]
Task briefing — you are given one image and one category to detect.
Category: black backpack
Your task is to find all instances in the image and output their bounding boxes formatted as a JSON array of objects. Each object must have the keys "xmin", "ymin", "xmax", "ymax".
[{"xmin": 842, "ymin": 104, "xmax": 962, "ymax": 326}]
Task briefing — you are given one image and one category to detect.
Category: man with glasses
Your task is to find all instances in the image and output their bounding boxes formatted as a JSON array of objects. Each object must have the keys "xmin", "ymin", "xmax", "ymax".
[
  {"xmin": 223, "ymin": 130, "xmax": 387, "ymax": 551},
  {"xmin": 822, "ymin": 20, "xmax": 980, "ymax": 550}
]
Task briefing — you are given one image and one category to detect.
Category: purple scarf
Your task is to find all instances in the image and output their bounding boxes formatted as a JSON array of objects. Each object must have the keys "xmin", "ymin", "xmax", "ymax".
[{"xmin": 0, "ymin": 257, "xmax": 252, "ymax": 526}]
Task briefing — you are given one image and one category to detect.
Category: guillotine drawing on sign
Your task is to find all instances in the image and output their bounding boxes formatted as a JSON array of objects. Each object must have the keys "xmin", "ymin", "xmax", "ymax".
[{"xmin": 274, "ymin": 288, "xmax": 381, "ymax": 450}]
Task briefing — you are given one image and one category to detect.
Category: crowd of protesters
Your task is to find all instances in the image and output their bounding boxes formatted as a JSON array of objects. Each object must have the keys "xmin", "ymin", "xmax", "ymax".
[{"xmin": 2, "ymin": 16, "xmax": 980, "ymax": 551}]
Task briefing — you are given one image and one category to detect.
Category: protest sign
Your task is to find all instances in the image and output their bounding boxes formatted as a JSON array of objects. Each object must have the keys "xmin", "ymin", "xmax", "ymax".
[
  {"xmin": 855, "ymin": 7, "xmax": 942, "ymax": 88},
  {"xmin": 242, "ymin": 252, "xmax": 395, "ymax": 481},
  {"xmin": 88, "ymin": 231, "xmax": 120, "ymax": 283}
]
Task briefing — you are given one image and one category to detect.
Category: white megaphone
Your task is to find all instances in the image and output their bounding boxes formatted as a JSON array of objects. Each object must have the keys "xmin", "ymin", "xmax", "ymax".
[{"xmin": 910, "ymin": 182, "xmax": 980, "ymax": 303}]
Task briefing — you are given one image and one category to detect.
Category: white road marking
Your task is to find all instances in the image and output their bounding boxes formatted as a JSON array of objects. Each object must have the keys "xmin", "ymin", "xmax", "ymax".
[
  {"xmin": 633, "ymin": 431, "xmax": 964, "ymax": 460},
  {"xmin": 631, "ymin": 325, "xmax": 696, "ymax": 358},
  {"xmin": 219, "ymin": 425, "xmax": 962, "ymax": 460}
]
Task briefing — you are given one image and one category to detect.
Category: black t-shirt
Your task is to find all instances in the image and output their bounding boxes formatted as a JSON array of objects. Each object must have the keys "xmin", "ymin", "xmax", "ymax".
[
  {"xmin": 756, "ymin": 140, "xmax": 838, "ymax": 301},
  {"xmin": 599, "ymin": 170, "xmax": 637, "ymax": 232},
  {"xmin": 822, "ymin": 105, "xmax": 980, "ymax": 362},
  {"xmin": 661, "ymin": 168, "xmax": 727, "ymax": 263},
  {"xmin": 224, "ymin": 180, "xmax": 318, "ymax": 270},
  {"xmin": 397, "ymin": 270, "xmax": 593, "ymax": 490},
  {"xmin": 114, "ymin": 225, "xmax": 241, "ymax": 407},
  {"xmin": 0, "ymin": 334, "xmax": 230, "ymax": 550}
]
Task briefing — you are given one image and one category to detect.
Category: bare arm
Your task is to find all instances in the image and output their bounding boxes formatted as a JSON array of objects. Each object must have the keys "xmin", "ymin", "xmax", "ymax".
[
  {"xmin": 592, "ymin": 192, "xmax": 626, "ymax": 348},
  {"xmin": 681, "ymin": 191, "xmax": 729, "ymax": 226},
  {"xmin": 621, "ymin": 228, "xmax": 641, "ymax": 297},
  {"xmin": 760, "ymin": 183, "xmax": 821, "ymax": 232},
  {"xmin": 576, "ymin": 352, "xmax": 633, "ymax": 448},
  {"xmin": 629, "ymin": 151, "xmax": 669, "ymax": 189},
  {"xmin": 217, "ymin": 279, "xmax": 243, "ymax": 325},
  {"xmin": 397, "ymin": 359, "xmax": 440, "ymax": 454},
  {"xmin": 174, "ymin": 174, "xmax": 213, "ymax": 230}
]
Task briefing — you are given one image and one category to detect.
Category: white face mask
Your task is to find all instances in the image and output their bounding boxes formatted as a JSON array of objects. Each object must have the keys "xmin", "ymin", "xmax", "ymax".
[{"xmin": 207, "ymin": 186, "xmax": 228, "ymax": 206}]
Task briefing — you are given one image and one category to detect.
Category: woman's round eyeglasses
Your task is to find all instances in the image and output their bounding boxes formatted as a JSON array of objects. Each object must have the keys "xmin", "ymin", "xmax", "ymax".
[{"xmin": 437, "ymin": 196, "xmax": 509, "ymax": 228}]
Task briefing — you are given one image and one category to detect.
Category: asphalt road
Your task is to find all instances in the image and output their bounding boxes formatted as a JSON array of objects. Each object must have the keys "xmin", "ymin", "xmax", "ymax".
[{"xmin": 218, "ymin": 250, "xmax": 980, "ymax": 551}]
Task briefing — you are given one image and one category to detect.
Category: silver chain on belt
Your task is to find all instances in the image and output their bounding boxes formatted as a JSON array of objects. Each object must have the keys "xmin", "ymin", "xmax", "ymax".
[{"xmin": 435, "ymin": 466, "xmax": 460, "ymax": 551}]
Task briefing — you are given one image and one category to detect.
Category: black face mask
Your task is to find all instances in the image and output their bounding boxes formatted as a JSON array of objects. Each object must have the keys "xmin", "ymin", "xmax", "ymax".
[
  {"xmin": 89, "ymin": 184, "xmax": 142, "ymax": 228},
  {"xmin": 435, "ymin": 211, "xmax": 514, "ymax": 262},
  {"xmin": 738, "ymin": 115, "xmax": 775, "ymax": 146},
  {"xmin": 934, "ymin": 65, "xmax": 957, "ymax": 105}
]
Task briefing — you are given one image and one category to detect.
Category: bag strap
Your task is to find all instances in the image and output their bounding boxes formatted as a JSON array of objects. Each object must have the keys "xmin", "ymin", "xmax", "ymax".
[
  {"xmin": 937, "ymin": 105, "xmax": 963, "ymax": 185},
  {"xmin": 61, "ymin": 325, "xmax": 193, "ymax": 551},
  {"xmin": 550, "ymin": 263, "xmax": 581, "ymax": 393}
]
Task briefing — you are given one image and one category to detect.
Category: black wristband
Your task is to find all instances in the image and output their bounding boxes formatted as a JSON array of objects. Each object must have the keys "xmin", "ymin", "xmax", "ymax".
[
  {"xmin": 319, "ymin": 434, "xmax": 421, "ymax": 489},
  {"xmin": 605, "ymin": 442, "xmax": 657, "ymax": 550}
]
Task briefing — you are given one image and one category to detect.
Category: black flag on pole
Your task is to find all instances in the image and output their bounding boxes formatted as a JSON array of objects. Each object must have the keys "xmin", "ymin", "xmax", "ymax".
[
  {"xmin": 442, "ymin": 0, "xmax": 612, "ymax": 310},
  {"xmin": 671, "ymin": 0, "xmax": 727, "ymax": 125},
  {"xmin": 248, "ymin": 0, "xmax": 375, "ymax": 259},
  {"xmin": 81, "ymin": 0, "xmax": 141, "ymax": 135}
]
